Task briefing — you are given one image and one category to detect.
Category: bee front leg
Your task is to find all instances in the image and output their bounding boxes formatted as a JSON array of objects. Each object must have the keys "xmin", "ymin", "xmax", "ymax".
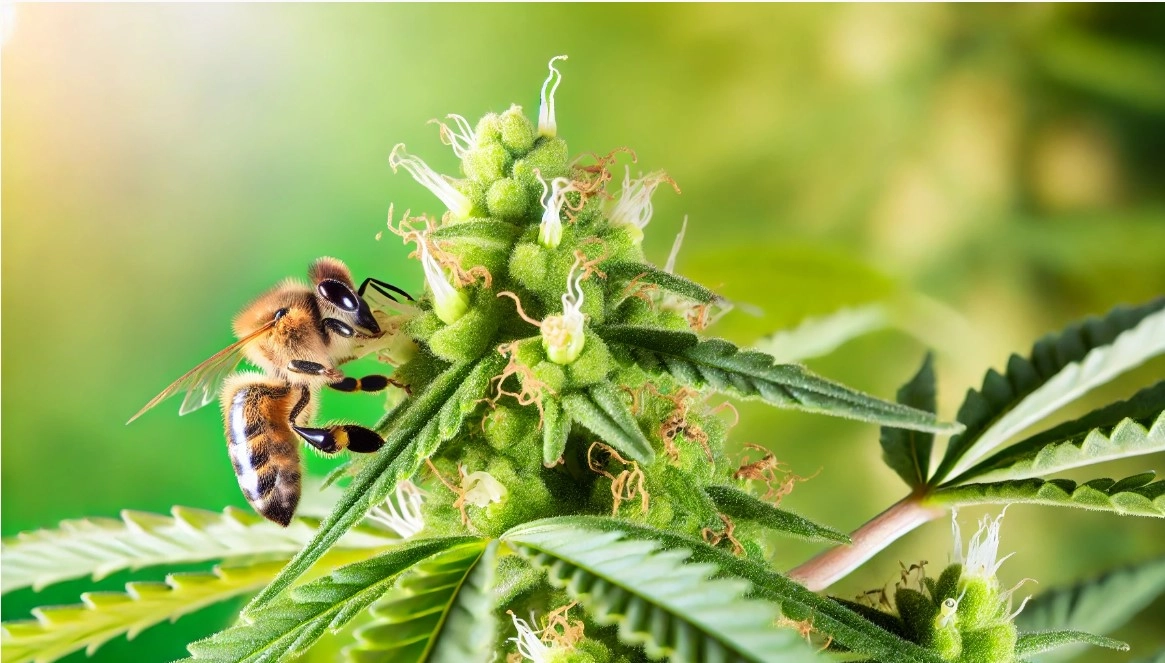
[{"xmin": 287, "ymin": 359, "xmax": 342, "ymax": 380}]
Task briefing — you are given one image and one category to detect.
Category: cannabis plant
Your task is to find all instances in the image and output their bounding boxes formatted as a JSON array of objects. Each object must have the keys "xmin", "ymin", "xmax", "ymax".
[{"xmin": 4, "ymin": 57, "xmax": 1164, "ymax": 663}]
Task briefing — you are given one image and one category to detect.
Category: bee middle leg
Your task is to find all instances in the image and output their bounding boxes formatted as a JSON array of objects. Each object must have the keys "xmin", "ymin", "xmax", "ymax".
[{"xmin": 328, "ymin": 375, "xmax": 407, "ymax": 393}]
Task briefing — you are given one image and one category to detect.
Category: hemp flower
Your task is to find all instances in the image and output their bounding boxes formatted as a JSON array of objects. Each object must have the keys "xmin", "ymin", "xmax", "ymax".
[
  {"xmin": 608, "ymin": 167, "xmax": 678, "ymax": 242},
  {"xmin": 538, "ymin": 55, "xmax": 568, "ymax": 138},
  {"xmin": 461, "ymin": 470, "xmax": 507, "ymax": 507},
  {"xmin": 389, "ymin": 143, "xmax": 473, "ymax": 218},
  {"xmin": 367, "ymin": 481, "xmax": 425, "ymax": 538},
  {"xmin": 541, "ymin": 257, "xmax": 586, "ymax": 364},
  {"xmin": 419, "ymin": 241, "xmax": 469, "ymax": 325},
  {"xmin": 509, "ymin": 613, "xmax": 553, "ymax": 663},
  {"xmin": 536, "ymin": 170, "xmax": 575, "ymax": 249}
]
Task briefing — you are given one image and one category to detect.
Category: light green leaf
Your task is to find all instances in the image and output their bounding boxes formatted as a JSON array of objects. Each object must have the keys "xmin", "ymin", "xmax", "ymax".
[
  {"xmin": 0, "ymin": 551, "xmax": 366, "ymax": 663},
  {"xmin": 503, "ymin": 520, "xmax": 819, "ymax": 663},
  {"xmin": 703, "ymin": 485, "xmax": 849, "ymax": 544},
  {"xmin": 1035, "ymin": 28, "xmax": 1165, "ymax": 112},
  {"xmin": 1014, "ymin": 630, "xmax": 1128, "ymax": 658},
  {"xmin": 184, "ymin": 538, "xmax": 480, "ymax": 662},
  {"xmin": 562, "ymin": 383, "xmax": 655, "ymax": 464},
  {"xmin": 930, "ymin": 474, "xmax": 1165, "ymax": 516},
  {"xmin": 244, "ymin": 361, "xmax": 477, "ymax": 614},
  {"xmin": 541, "ymin": 397, "xmax": 571, "ymax": 467},
  {"xmin": 437, "ymin": 354, "xmax": 504, "ymax": 441},
  {"xmin": 934, "ymin": 298, "xmax": 1165, "ymax": 483},
  {"xmin": 952, "ymin": 382, "xmax": 1165, "ymax": 484},
  {"xmin": 1016, "ymin": 555, "xmax": 1165, "ymax": 662},
  {"xmin": 596, "ymin": 325, "xmax": 958, "ymax": 434},
  {"xmin": 429, "ymin": 219, "xmax": 521, "ymax": 250},
  {"xmin": 344, "ymin": 541, "xmax": 497, "ymax": 663},
  {"xmin": 754, "ymin": 304, "xmax": 891, "ymax": 364},
  {"xmin": 880, "ymin": 353, "xmax": 938, "ymax": 488},
  {"xmin": 0, "ymin": 506, "xmax": 395, "ymax": 595},
  {"xmin": 605, "ymin": 261, "xmax": 720, "ymax": 305}
]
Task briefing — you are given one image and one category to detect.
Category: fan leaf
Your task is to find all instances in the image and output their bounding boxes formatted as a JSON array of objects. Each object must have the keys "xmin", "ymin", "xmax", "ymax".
[
  {"xmin": 0, "ymin": 506, "xmax": 395, "ymax": 595},
  {"xmin": 244, "ymin": 360, "xmax": 477, "ymax": 614},
  {"xmin": 561, "ymin": 383, "xmax": 655, "ymax": 464},
  {"xmin": 703, "ymin": 485, "xmax": 849, "ymax": 544},
  {"xmin": 933, "ymin": 298, "xmax": 1165, "ymax": 483},
  {"xmin": 343, "ymin": 541, "xmax": 497, "ymax": 663},
  {"xmin": 1014, "ymin": 630, "xmax": 1128, "ymax": 657},
  {"xmin": 184, "ymin": 538, "xmax": 480, "ymax": 662},
  {"xmin": 880, "ymin": 353, "xmax": 938, "ymax": 487},
  {"xmin": 754, "ymin": 304, "xmax": 892, "ymax": 364},
  {"xmin": 503, "ymin": 520, "xmax": 818, "ymax": 662},
  {"xmin": 930, "ymin": 474, "xmax": 1165, "ymax": 516},
  {"xmin": 952, "ymin": 381, "xmax": 1165, "ymax": 484},
  {"xmin": 605, "ymin": 261, "xmax": 720, "ymax": 305},
  {"xmin": 595, "ymin": 325, "xmax": 957, "ymax": 434},
  {"xmin": 504, "ymin": 516, "xmax": 944, "ymax": 662}
]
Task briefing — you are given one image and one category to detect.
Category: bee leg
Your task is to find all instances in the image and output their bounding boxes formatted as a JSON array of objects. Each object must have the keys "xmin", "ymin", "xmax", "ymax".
[
  {"xmin": 358, "ymin": 277, "xmax": 414, "ymax": 302},
  {"xmin": 287, "ymin": 359, "xmax": 340, "ymax": 379},
  {"xmin": 293, "ymin": 424, "xmax": 385, "ymax": 454},
  {"xmin": 328, "ymin": 375, "xmax": 408, "ymax": 394}
]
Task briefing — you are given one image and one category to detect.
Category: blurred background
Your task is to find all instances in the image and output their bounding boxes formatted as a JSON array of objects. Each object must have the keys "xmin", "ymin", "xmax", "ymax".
[{"xmin": 3, "ymin": 4, "xmax": 1163, "ymax": 661}]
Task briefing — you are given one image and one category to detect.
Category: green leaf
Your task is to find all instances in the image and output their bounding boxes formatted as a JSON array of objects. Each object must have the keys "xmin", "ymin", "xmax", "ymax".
[
  {"xmin": 542, "ymin": 397, "xmax": 571, "ymax": 466},
  {"xmin": 437, "ymin": 354, "xmax": 505, "ymax": 441},
  {"xmin": 504, "ymin": 516, "xmax": 944, "ymax": 663},
  {"xmin": 880, "ymin": 353, "xmax": 938, "ymax": 487},
  {"xmin": 0, "ymin": 506, "xmax": 395, "ymax": 595},
  {"xmin": 1016, "ymin": 556, "xmax": 1165, "ymax": 662},
  {"xmin": 1014, "ymin": 630, "xmax": 1128, "ymax": 658},
  {"xmin": 429, "ymin": 219, "xmax": 521, "ymax": 249},
  {"xmin": 605, "ymin": 261, "xmax": 720, "ymax": 304},
  {"xmin": 1, "ymin": 556, "xmax": 308, "ymax": 663},
  {"xmin": 502, "ymin": 520, "xmax": 819, "ymax": 663},
  {"xmin": 933, "ymin": 298, "xmax": 1165, "ymax": 484},
  {"xmin": 596, "ymin": 325, "xmax": 958, "ymax": 434},
  {"xmin": 930, "ymin": 474, "xmax": 1165, "ymax": 516},
  {"xmin": 561, "ymin": 383, "xmax": 655, "ymax": 464},
  {"xmin": 754, "ymin": 304, "xmax": 892, "ymax": 364},
  {"xmin": 703, "ymin": 485, "xmax": 849, "ymax": 544},
  {"xmin": 1129, "ymin": 649, "xmax": 1165, "ymax": 663},
  {"xmin": 244, "ymin": 361, "xmax": 477, "ymax": 614},
  {"xmin": 952, "ymin": 382, "xmax": 1165, "ymax": 484},
  {"xmin": 344, "ymin": 541, "xmax": 497, "ymax": 663},
  {"xmin": 185, "ymin": 538, "xmax": 480, "ymax": 662},
  {"xmin": 1035, "ymin": 28, "xmax": 1165, "ymax": 113}
]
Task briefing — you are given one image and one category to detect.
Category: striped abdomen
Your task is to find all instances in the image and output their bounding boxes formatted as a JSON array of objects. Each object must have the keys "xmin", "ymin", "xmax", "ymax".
[{"xmin": 223, "ymin": 379, "xmax": 303, "ymax": 526}]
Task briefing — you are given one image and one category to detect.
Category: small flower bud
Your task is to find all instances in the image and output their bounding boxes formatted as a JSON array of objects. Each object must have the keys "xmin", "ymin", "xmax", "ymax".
[
  {"xmin": 536, "ymin": 170, "xmax": 576, "ymax": 249},
  {"xmin": 389, "ymin": 143, "xmax": 473, "ymax": 218},
  {"xmin": 419, "ymin": 242, "xmax": 468, "ymax": 325},
  {"xmin": 500, "ymin": 104, "xmax": 536, "ymax": 154},
  {"xmin": 461, "ymin": 470, "xmax": 507, "ymax": 507},
  {"xmin": 487, "ymin": 177, "xmax": 528, "ymax": 220},
  {"xmin": 542, "ymin": 257, "xmax": 586, "ymax": 364},
  {"xmin": 538, "ymin": 55, "xmax": 568, "ymax": 138}
]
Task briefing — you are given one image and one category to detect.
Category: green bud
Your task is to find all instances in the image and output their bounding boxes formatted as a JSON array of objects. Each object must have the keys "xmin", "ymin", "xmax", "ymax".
[
  {"xmin": 474, "ymin": 112, "xmax": 503, "ymax": 146},
  {"xmin": 957, "ymin": 624, "xmax": 1016, "ymax": 663},
  {"xmin": 487, "ymin": 177, "xmax": 529, "ymax": 220},
  {"xmin": 428, "ymin": 303, "xmax": 499, "ymax": 363},
  {"xmin": 532, "ymin": 360, "xmax": 567, "ymax": 394},
  {"xmin": 508, "ymin": 242, "xmax": 550, "ymax": 291},
  {"xmin": 462, "ymin": 142, "xmax": 510, "ymax": 184},
  {"xmin": 896, "ymin": 588, "xmax": 938, "ymax": 644},
  {"xmin": 500, "ymin": 104, "xmax": 536, "ymax": 154},
  {"xmin": 564, "ymin": 332, "xmax": 611, "ymax": 387}
]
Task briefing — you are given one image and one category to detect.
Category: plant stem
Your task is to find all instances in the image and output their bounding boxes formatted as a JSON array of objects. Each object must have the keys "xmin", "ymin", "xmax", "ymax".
[{"xmin": 787, "ymin": 496, "xmax": 944, "ymax": 592}]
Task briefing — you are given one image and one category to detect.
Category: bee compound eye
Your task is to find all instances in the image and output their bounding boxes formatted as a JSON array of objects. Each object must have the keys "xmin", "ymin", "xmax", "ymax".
[{"xmin": 318, "ymin": 280, "xmax": 359, "ymax": 312}]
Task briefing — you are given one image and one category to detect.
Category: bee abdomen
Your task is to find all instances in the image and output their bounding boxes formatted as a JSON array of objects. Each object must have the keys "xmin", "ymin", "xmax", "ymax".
[{"xmin": 224, "ymin": 381, "xmax": 302, "ymax": 526}]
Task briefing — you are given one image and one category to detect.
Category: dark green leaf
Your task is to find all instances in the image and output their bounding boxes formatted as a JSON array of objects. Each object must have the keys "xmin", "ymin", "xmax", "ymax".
[
  {"xmin": 704, "ymin": 485, "xmax": 849, "ymax": 543},
  {"xmin": 880, "ymin": 353, "xmax": 937, "ymax": 487},
  {"xmin": 561, "ymin": 384, "xmax": 655, "ymax": 464},
  {"xmin": 1014, "ymin": 630, "xmax": 1128, "ymax": 657},
  {"xmin": 930, "ymin": 474, "xmax": 1165, "ymax": 516},
  {"xmin": 596, "ymin": 325, "xmax": 958, "ymax": 434},
  {"xmin": 344, "ymin": 541, "xmax": 497, "ymax": 663},
  {"xmin": 245, "ymin": 360, "xmax": 477, "ymax": 614},
  {"xmin": 932, "ymin": 298, "xmax": 1165, "ymax": 484},
  {"xmin": 541, "ymin": 398, "xmax": 571, "ymax": 467},
  {"xmin": 605, "ymin": 261, "xmax": 720, "ymax": 304}
]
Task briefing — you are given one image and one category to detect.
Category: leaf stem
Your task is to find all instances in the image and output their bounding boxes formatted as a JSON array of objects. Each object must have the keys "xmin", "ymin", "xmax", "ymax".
[{"xmin": 787, "ymin": 496, "xmax": 944, "ymax": 591}]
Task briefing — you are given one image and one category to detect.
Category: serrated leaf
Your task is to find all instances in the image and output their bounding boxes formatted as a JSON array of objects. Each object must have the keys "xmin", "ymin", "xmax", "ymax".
[
  {"xmin": 704, "ymin": 485, "xmax": 849, "ymax": 543},
  {"xmin": 934, "ymin": 298, "xmax": 1165, "ymax": 483},
  {"xmin": 880, "ymin": 353, "xmax": 938, "ymax": 487},
  {"xmin": 754, "ymin": 304, "xmax": 891, "ymax": 364},
  {"xmin": 542, "ymin": 397, "xmax": 571, "ymax": 466},
  {"xmin": 1014, "ymin": 630, "xmax": 1128, "ymax": 657},
  {"xmin": 596, "ymin": 325, "xmax": 957, "ymax": 434},
  {"xmin": 952, "ymin": 381, "xmax": 1165, "ymax": 484},
  {"xmin": 562, "ymin": 384, "xmax": 655, "ymax": 464},
  {"xmin": 503, "ymin": 516, "xmax": 944, "ymax": 663},
  {"xmin": 1016, "ymin": 556, "xmax": 1165, "ymax": 662},
  {"xmin": 244, "ymin": 361, "xmax": 477, "ymax": 614},
  {"xmin": 184, "ymin": 538, "xmax": 480, "ymax": 662},
  {"xmin": 344, "ymin": 540, "xmax": 497, "ymax": 663},
  {"xmin": 930, "ymin": 474, "xmax": 1165, "ymax": 516},
  {"xmin": 0, "ymin": 506, "xmax": 395, "ymax": 595},
  {"xmin": 502, "ymin": 520, "xmax": 818, "ymax": 662},
  {"xmin": 437, "ymin": 354, "xmax": 503, "ymax": 442},
  {"xmin": 429, "ymin": 219, "xmax": 521, "ymax": 249},
  {"xmin": 605, "ymin": 261, "xmax": 720, "ymax": 304},
  {"xmin": 0, "ymin": 548, "xmax": 375, "ymax": 663}
]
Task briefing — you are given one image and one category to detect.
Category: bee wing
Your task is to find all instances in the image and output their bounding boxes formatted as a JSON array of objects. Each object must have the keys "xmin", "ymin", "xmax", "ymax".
[{"xmin": 127, "ymin": 321, "xmax": 275, "ymax": 424}]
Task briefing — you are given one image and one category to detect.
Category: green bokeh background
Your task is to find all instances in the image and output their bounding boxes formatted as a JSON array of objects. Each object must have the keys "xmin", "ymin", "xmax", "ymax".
[{"xmin": 3, "ymin": 3, "xmax": 1164, "ymax": 661}]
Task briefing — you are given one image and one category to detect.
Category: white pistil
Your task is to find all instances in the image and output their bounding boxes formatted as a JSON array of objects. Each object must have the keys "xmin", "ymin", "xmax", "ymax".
[
  {"xmin": 432, "ymin": 114, "xmax": 476, "ymax": 159},
  {"xmin": 509, "ymin": 612, "xmax": 552, "ymax": 663},
  {"xmin": 367, "ymin": 481, "xmax": 425, "ymax": 538},
  {"xmin": 542, "ymin": 257, "xmax": 586, "ymax": 364},
  {"xmin": 955, "ymin": 510, "xmax": 1012, "ymax": 580},
  {"xmin": 609, "ymin": 166, "xmax": 677, "ymax": 239},
  {"xmin": 419, "ymin": 241, "xmax": 468, "ymax": 325},
  {"xmin": 664, "ymin": 214, "xmax": 689, "ymax": 273},
  {"xmin": 461, "ymin": 471, "xmax": 507, "ymax": 507},
  {"xmin": 536, "ymin": 169, "xmax": 575, "ymax": 249},
  {"xmin": 538, "ymin": 55, "xmax": 568, "ymax": 138},
  {"xmin": 389, "ymin": 143, "xmax": 473, "ymax": 218}
]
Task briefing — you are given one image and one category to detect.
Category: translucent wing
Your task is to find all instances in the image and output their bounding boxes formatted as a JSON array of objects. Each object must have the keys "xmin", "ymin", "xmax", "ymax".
[{"xmin": 127, "ymin": 321, "xmax": 275, "ymax": 423}]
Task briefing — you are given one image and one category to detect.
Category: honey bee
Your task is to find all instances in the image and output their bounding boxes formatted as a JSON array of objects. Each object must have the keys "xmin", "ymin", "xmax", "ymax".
[{"xmin": 129, "ymin": 257, "xmax": 412, "ymax": 526}]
